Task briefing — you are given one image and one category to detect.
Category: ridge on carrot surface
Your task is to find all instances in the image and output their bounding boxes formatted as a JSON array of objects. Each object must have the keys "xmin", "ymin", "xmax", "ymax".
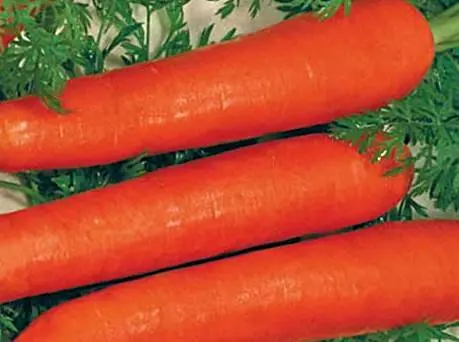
[
  {"xmin": 15, "ymin": 220, "xmax": 459, "ymax": 342},
  {"xmin": 0, "ymin": 0, "xmax": 434, "ymax": 171},
  {"xmin": 0, "ymin": 133, "xmax": 412, "ymax": 304}
]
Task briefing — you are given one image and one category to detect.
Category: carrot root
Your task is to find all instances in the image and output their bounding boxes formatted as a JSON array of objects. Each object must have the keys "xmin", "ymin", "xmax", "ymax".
[
  {"xmin": 0, "ymin": 0, "xmax": 434, "ymax": 171},
  {"xmin": 0, "ymin": 134, "xmax": 412, "ymax": 304},
  {"xmin": 15, "ymin": 220, "xmax": 459, "ymax": 342}
]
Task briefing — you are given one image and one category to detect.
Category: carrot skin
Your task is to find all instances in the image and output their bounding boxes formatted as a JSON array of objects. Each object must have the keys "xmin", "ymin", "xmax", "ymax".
[
  {"xmin": 0, "ymin": 0, "xmax": 434, "ymax": 171},
  {"xmin": 15, "ymin": 220, "xmax": 459, "ymax": 342},
  {"xmin": 0, "ymin": 134, "xmax": 412, "ymax": 303}
]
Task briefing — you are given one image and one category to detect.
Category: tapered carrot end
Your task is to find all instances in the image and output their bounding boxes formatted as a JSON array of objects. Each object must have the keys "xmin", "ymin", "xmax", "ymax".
[{"xmin": 334, "ymin": 132, "xmax": 414, "ymax": 220}]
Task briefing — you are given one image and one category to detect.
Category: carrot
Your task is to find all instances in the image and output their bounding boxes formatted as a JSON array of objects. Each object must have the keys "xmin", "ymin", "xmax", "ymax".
[
  {"xmin": 1, "ymin": 31, "xmax": 15, "ymax": 48},
  {"xmin": 0, "ymin": 134, "xmax": 412, "ymax": 304},
  {"xmin": 15, "ymin": 219, "xmax": 459, "ymax": 342},
  {"xmin": 0, "ymin": 0, "xmax": 434, "ymax": 172}
]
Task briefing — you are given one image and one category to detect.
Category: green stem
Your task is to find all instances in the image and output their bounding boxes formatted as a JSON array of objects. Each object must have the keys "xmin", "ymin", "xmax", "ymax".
[
  {"xmin": 429, "ymin": 2, "xmax": 459, "ymax": 52},
  {"xmin": 436, "ymin": 40, "xmax": 459, "ymax": 53},
  {"xmin": 146, "ymin": 5, "xmax": 153, "ymax": 60},
  {"xmin": 429, "ymin": 2, "xmax": 459, "ymax": 24}
]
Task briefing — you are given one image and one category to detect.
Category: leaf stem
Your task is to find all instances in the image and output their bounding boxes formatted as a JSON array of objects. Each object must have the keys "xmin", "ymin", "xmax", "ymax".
[
  {"xmin": 429, "ymin": 2, "xmax": 459, "ymax": 52},
  {"xmin": 146, "ymin": 5, "xmax": 152, "ymax": 60}
]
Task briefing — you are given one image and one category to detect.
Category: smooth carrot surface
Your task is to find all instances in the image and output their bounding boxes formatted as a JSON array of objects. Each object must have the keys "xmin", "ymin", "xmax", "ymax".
[
  {"xmin": 15, "ymin": 220, "xmax": 459, "ymax": 342},
  {"xmin": 0, "ymin": 134, "xmax": 412, "ymax": 303},
  {"xmin": 0, "ymin": 0, "xmax": 434, "ymax": 171}
]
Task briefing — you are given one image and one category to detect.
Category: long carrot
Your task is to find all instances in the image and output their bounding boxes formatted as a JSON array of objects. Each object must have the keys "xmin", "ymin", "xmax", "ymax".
[
  {"xmin": 0, "ymin": 134, "xmax": 412, "ymax": 304},
  {"xmin": 0, "ymin": 0, "xmax": 433, "ymax": 171},
  {"xmin": 15, "ymin": 219, "xmax": 459, "ymax": 342}
]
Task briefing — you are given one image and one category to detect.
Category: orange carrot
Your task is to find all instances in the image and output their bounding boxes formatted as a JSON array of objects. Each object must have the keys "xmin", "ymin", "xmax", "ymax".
[
  {"xmin": 0, "ymin": 0, "xmax": 434, "ymax": 171},
  {"xmin": 15, "ymin": 220, "xmax": 459, "ymax": 342},
  {"xmin": 0, "ymin": 134, "xmax": 412, "ymax": 304}
]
